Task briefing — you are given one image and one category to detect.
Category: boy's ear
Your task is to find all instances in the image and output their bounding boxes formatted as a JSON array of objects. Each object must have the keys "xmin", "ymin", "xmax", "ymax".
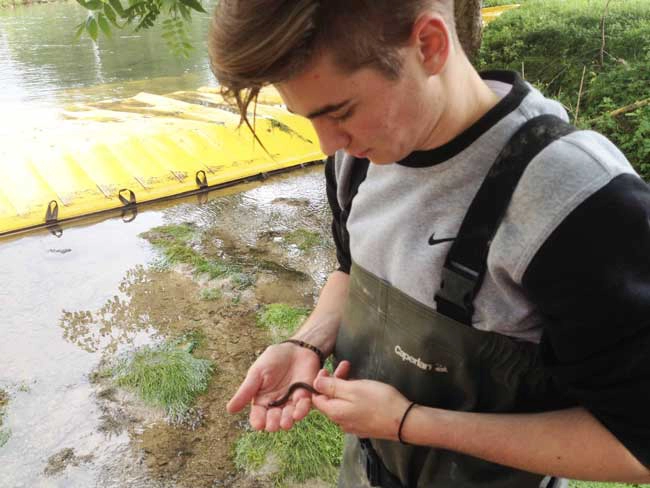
[{"xmin": 412, "ymin": 14, "xmax": 450, "ymax": 76}]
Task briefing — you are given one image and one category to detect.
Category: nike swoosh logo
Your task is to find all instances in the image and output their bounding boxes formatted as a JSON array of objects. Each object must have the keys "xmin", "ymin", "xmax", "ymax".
[{"xmin": 428, "ymin": 232, "xmax": 456, "ymax": 246}]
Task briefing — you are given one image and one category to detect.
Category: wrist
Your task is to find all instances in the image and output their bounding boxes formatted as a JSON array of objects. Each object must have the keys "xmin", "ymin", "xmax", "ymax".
[
  {"xmin": 281, "ymin": 339, "xmax": 326, "ymax": 367},
  {"xmin": 398, "ymin": 402, "xmax": 418, "ymax": 445}
]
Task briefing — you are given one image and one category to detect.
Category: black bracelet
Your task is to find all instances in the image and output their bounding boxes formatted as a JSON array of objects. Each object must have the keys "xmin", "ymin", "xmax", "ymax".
[
  {"xmin": 398, "ymin": 402, "xmax": 417, "ymax": 445},
  {"xmin": 281, "ymin": 339, "xmax": 325, "ymax": 367}
]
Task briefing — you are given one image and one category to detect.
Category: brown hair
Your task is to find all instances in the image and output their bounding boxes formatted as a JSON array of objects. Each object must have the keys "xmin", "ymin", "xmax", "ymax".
[{"xmin": 208, "ymin": 0, "xmax": 454, "ymax": 126}]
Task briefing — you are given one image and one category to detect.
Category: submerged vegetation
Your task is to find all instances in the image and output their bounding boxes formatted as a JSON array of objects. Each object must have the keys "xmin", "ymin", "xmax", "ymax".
[
  {"xmin": 284, "ymin": 228, "xmax": 322, "ymax": 252},
  {"xmin": 478, "ymin": 0, "xmax": 650, "ymax": 179},
  {"xmin": 107, "ymin": 337, "xmax": 213, "ymax": 422},
  {"xmin": 141, "ymin": 223, "xmax": 254, "ymax": 287}
]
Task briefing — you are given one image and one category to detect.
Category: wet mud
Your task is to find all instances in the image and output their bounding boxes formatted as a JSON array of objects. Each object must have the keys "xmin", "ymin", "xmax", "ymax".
[{"xmin": 55, "ymin": 170, "xmax": 338, "ymax": 487}]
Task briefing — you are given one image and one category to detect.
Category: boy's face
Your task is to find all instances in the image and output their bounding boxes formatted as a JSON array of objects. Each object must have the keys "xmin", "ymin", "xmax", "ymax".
[{"xmin": 276, "ymin": 51, "xmax": 442, "ymax": 164}]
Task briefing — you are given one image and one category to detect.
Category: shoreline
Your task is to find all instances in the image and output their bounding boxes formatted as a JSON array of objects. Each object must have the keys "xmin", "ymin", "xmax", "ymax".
[{"xmin": 0, "ymin": 0, "xmax": 63, "ymax": 9}]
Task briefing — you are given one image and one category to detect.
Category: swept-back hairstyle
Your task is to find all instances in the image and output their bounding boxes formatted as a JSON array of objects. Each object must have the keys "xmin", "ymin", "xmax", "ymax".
[{"xmin": 208, "ymin": 0, "xmax": 454, "ymax": 124}]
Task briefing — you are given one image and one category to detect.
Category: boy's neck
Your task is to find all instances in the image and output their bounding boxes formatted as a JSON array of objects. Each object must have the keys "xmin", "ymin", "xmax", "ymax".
[{"xmin": 421, "ymin": 55, "xmax": 500, "ymax": 151}]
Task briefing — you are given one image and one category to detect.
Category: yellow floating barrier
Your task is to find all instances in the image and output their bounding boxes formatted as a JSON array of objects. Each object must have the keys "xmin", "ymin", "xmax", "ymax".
[
  {"xmin": 482, "ymin": 4, "xmax": 521, "ymax": 25},
  {"xmin": 1, "ymin": 5, "xmax": 518, "ymax": 238},
  {"xmin": 0, "ymin": 87, "xmax": 324, "ymax": 237}
]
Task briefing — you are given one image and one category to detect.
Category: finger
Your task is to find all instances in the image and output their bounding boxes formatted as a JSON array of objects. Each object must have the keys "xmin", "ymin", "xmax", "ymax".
[
  {"xmin": 311, "ymin": 392, "xmax": 348, "ymax": 422},
  {"xmin": 265, "ymin": 407, "xmax": 283, "ymax": 433},
  {"xmin": 227, "ymin": 372, "xmax": 263, "ymax": 414},
  {"xmin": 333, "ymin": 360, "xmax": 351, "ymax": 379},
  {"xmin": 249, "ymin": 403, "xmax": 268, "ymax": 431},
  {"xmin": 314, "ymin": 375, "xmax": 350, "ymax": 400},
  {"xmin": 280, "ymin": 404, "xmax": 295, "ymax": 430},
  {"xmin": 293, "ymin": 396, "xmax": 312, "ymax": 422},
  {"xmin": 315, "ymin": 367, "xmax": 330, "ymax": 383}
]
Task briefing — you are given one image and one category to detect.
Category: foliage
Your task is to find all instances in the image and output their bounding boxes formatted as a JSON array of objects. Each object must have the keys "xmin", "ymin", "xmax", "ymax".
[
  {"xmin": 234, "ymin": 409, "xmax": 343, "ymax": 487},
  {"xmin": 74, "ymin": 0, "xmax": 207, "ymax": 57},
  {"xmin": 256, "ymin": 303, "xmax": 310, "ymax": 341},
  {"xmin": 111, "ymin": 341, "xmax": 213, "ymax": 420},
  {"xmin": 477, "ymin": 0, "xmax": 650, "ymax": 179}
]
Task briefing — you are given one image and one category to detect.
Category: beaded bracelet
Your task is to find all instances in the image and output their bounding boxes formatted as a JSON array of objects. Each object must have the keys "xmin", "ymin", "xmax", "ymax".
[
  {"xmin": 281, "ymin": 339, "xmax": 325, "ymax": 367},
  {"xmin": 398, "ymin": 402, "xmax": 417, "ymax": 445}
]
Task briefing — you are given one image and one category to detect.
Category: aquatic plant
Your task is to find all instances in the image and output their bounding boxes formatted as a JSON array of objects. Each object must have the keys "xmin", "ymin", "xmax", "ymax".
[
  {"xmin": 234, "ymin": 409, "xmax": 343, "ymax": 486},
  {"xmin": 112, "ymin": 342, "xmax": 213, "ymax": 421},
  {"xmin": 142, "ymin": 223, "xmax": 245, "ymax": 280},
  {"xmin": 284, "ymin": 228, "xmax": 322, "ymax": 252}
]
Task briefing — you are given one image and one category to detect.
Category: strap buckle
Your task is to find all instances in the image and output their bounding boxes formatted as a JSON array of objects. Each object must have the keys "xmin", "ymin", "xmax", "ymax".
[
  {"xmin": 436, "ymin": 262, "xmax": 479, "ymax": 311},
  {"xmin": 359, "ymin": 439, "xmax": 381, "ymax": 486}
]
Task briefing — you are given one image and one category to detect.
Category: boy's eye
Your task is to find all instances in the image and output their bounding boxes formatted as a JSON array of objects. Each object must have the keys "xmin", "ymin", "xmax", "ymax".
[{"xmin": 332, "ymin": 108, "xmax": 354, "ymax": 122}]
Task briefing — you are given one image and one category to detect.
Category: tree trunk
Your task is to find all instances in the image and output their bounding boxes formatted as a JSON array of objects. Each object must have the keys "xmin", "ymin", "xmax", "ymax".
[{"xmin": 455, "ymin": 0, "xmax": 483, "ymax": 59}]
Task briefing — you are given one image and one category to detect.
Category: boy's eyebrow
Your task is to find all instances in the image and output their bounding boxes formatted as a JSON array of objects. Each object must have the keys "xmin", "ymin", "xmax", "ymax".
[{"xmin": 286, "ymin": 100, "xmax": 351, "ymax": 119}]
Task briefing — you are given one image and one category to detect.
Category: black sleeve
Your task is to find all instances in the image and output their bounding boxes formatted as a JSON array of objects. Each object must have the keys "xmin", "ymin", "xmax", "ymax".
[
  {"xmin": 522, "ymin": 173, "xmax": 650, "ymax": 468},
  {"xmin": 325, "ymin": 156, "xmax": 352, "ymax": 273}
]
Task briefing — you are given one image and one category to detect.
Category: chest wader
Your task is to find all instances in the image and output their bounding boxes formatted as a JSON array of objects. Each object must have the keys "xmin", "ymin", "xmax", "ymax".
[{"xmin": 334, "ymin": 116, "xmax": 577, "ymax": 488}]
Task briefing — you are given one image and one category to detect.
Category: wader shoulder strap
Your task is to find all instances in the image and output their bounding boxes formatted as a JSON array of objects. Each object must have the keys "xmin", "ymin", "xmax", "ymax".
[{"xmin": 434, "ymin": 115, "xmax": 576, "ymax": 325}]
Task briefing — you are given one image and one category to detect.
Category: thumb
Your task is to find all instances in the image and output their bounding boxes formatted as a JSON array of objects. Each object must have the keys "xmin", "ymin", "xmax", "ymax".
[
  {"xmin": 314, "ymin": 373, "xmax": 348, "ymax": 400},
  {"xmin": 227, "ymin": 373, "xmax": 262, "ymax": 413}
]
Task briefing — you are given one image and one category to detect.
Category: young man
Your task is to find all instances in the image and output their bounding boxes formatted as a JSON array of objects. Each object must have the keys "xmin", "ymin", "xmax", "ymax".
[{"xmin": 211, "ymin": 1, "xmax": 650, "ymax": 486}]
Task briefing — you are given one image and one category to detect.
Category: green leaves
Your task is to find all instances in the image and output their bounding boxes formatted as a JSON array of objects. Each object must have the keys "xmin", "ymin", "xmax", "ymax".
[
  {"xmin": 179, "ymin": 0, "xmax": 206, "ymax": 14},
  {"xmin": 74, "ymin": 0, "xmax": 207, "ymax": 56},
  {"xmin": 161, "ymin": 16, "xmax": 194, "ymax": 58}
]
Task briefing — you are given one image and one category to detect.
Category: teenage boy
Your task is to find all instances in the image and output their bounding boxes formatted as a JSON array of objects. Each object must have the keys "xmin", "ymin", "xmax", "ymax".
[{"xmin": 210, "ymin": 1, "xmax": 650, "ymax": 486}]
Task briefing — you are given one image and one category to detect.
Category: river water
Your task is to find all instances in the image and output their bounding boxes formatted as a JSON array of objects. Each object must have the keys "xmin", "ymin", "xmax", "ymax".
[{"xmin": 0, "ymin": 3, "xmax": 331, "ymax": 487}]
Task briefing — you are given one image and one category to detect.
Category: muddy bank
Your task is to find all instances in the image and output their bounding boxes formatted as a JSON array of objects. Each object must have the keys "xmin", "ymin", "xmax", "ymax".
[{"xmin": 55, "ymin": 168, "xmax": 338, "ymax": 487}]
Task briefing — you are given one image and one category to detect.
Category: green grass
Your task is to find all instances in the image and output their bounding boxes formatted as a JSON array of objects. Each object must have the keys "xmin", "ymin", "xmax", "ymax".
[
  {"xmin": 284, "ymin": 229, "xmax": 322, "ymax": 251},
  {"xmin": 234, "ymin": 410, "xmax": 343, "ymax": 487},
  {"xmin": 256, "ymin": 303, "xmax": 310, "ymax": 341},
  {"xmin": 477, "ymin": 0, "xmax": 650, "ymax": 178},
  {"xmin": 141, "ymin": 223, "xmax": 245, "ymax": 280},
  {"xmin": 111, "ymin": 341, "xmax": 213, "ymax": 421}
]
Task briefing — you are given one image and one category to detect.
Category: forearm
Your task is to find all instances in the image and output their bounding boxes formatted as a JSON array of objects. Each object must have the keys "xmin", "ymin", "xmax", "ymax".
[
  {"xmin": 402, "ymin": 406, "xmax": 650, "ymax": 483},
  {"xmin": 291, "ymin": 270, "xmax": 349, "ymax": 356}
]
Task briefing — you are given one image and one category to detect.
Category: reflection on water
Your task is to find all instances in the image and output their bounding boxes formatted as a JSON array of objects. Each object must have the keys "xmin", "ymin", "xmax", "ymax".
[
  {"xmin": 0, "ymin": 212, "xmax": 165, "ymax": 488},
  {"xmin": 0, "ymin": 1, "xmax": 215, "ymax": 108},
  {"xmin": 0, "ymin": 0, "xmax": 217, "ymax": 142},
  {"xmin": 60, "ymin": 265, "xmax": 155, "ymax": 354}
]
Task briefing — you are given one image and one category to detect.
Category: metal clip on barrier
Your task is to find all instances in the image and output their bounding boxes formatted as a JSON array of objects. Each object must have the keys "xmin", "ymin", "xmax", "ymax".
[
  {"xmin": 45, "ymin": 200, "xmax": 63, "ymax": 237},
  {"xmin": 195, "ymin": 170, "xmax": 208, "ymax": 190},
  {"xmin": 118, "ymin": 188, "xmax": 137, "ymax": 223}
]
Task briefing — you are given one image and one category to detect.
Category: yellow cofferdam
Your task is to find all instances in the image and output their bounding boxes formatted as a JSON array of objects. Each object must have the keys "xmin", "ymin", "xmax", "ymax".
[
  {"xmin": 0, "ymin": 5, "xmax": 521, "ymax": 237},
  {"xmin": 0, "ymin": 87, "xmax": 324, "ymax": 236}
]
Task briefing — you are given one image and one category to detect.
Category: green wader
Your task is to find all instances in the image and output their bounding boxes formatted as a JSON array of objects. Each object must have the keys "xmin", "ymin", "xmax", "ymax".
[{"xmin": 333, "ymin": 116, "xmax": 577, "ymax": 488}]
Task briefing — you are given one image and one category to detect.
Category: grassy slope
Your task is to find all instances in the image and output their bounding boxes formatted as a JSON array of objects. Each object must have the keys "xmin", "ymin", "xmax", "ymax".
[{"xmin": 477, "ymin": 0, "xmax": 650, "ymax": 179}]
